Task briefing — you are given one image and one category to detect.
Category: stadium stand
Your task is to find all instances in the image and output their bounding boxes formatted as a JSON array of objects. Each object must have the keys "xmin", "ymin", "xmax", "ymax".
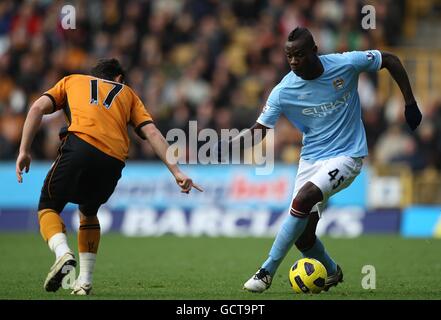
[{"xmin": 0, "ymin": 0, "xmax": 440, "ymax": 203}]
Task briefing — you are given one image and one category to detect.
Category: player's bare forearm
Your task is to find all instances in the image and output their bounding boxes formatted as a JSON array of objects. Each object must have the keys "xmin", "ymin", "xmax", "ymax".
[
  {"xmin": 141, "ymin": 123, "xmax": 203, "ymax": 193},
  {"xmin": 19, "ymin": 107, "xmax": 43, "ymax": 153},
  {"xmin": 16, "ymin": 95, "xmax": 53, "ymax": 182},
  {"xmin": 141, "ymin": 123, "xmax": 181, "ymax": 176},
  {"xmin": 19, "ymin": 96, "xmax": 53, "ymax": 153},
  {"xmin": 380, "ymin": 51, "xmax": 416, "ymax": 105}
]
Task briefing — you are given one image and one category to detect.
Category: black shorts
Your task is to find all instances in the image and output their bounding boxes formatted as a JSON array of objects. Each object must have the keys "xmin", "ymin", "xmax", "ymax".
[{"xmin": 38, "ymin": 133, "xmax": 125, "ymax": 215}]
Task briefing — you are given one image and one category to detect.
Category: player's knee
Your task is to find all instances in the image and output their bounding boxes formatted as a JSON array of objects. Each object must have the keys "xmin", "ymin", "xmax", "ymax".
[
  {"xmin": 79, "ymin": 204, "xmax": 100, "ymax": 217},
  {"xmin": 291, "ymin": 183, "xmax": 323, "ymax": 215},
  {"xmin": 291, "ymin": 193, "xmax": 316, "ymax": 215},
  {"xmin": 295, "ymin": 233, "xmax": 316, "ymax": 252},
  {"xmin": 292, "ymin": 191, "xmax": 311, "ymax": 207}
]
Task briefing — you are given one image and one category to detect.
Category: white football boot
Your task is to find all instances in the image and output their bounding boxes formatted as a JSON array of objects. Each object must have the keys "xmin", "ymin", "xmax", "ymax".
[
  {"xmin": 71, "ymin": 281, "xmax": 93, "ymax": 296},
  {"xmin": 243, "ymin": 268, "xmax": 272, "ymax": 293},
  {"xmin": 44, "ymin": 251, "xmax": 77, "ymax": 292}
]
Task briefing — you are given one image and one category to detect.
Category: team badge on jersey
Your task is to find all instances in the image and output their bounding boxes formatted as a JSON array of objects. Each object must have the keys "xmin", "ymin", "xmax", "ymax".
[
  {"xmin": 366, "ymin": 51, "xmax": 375, "ymax": 61},
  {"xmin": 333, "ymin": 78, "xmax": 344, "ymax": 90}
]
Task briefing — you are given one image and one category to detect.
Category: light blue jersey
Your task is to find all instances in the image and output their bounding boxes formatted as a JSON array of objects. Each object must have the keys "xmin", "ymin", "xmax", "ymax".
[{"xmin": 257, "ymin": 50, "xmax": 382, "ymax": 160}]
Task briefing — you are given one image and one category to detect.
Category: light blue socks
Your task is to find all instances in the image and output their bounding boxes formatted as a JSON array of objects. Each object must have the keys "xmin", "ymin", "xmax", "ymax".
[
  {"xmin": 262, "ymin": 214, "xmax": 308, "ymax": 276},
  {"xmin": 301, "ymin": 237, "xmax": 337, "ymax": 275},
  {"xmin": 261, "ymin": 214, "xmax": 337, "ymax": 276}
]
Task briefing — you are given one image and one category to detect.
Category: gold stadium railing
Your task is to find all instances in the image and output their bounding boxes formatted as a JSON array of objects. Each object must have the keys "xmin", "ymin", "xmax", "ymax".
[
  {"xmin": 377, "ymin": 48, "xmax": 441, "ymax": 106},
  {"xmin": 372, "ymin": 164, "xmax": 441, "ymax": 206},
  {"xmin": 413, "ymin": 167, "xmax": 441, "ymax": 204},
  {"xmin": 403, "ymin": 0, "xmax": 441, "ymax": 39}
]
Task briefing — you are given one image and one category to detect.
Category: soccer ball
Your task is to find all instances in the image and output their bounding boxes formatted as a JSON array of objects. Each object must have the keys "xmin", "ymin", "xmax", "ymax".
[{"xmin": 288, "ymin": 258, "xmax": 327, "ymax": 294}]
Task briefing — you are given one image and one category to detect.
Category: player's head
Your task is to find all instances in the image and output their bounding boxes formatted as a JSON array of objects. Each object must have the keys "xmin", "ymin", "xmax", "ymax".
[
  {"xmin": 285, "ymin": 27, "xmax": 319, "ymax": 78},
  {"xmin": 91, "ymin": 58, "xmax": 125, "ymax": 83}
]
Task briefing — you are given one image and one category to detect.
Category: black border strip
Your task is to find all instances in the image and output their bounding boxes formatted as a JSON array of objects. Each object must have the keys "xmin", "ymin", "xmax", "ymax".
[
  {"xmin": 42, "ymin": 93, "xmax": 57, "ymax": 113},
  {"xmin": 135, "ymin": 120, "xmax": 153, "ymax": 140}
]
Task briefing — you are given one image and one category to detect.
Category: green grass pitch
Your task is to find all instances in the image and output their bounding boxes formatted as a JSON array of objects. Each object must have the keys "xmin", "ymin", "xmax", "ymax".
[{"xmin": 0, "ymin": 233, "xmax": 440, "ymax": 300}]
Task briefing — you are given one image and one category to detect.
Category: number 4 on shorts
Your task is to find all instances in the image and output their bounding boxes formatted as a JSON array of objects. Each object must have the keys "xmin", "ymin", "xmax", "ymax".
[
  {"xmin": 328, "ymin": 168, "xmax": 344, "ymax": 189},
  {"xmin": 328, "ymin": 169, "xmax": 339, "ymax": 181}
]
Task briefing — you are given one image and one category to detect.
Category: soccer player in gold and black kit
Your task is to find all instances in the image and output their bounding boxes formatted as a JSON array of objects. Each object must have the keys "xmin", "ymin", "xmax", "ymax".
[{"xmin": 16, "ymin": 59, "xmax": 202, "ymax": 295}]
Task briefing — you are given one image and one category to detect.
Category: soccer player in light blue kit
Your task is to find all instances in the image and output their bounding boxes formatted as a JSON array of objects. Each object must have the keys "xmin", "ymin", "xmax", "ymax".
[{"xmin": 238, "ymin": 27, "xmax": 422, "ymax": 292}]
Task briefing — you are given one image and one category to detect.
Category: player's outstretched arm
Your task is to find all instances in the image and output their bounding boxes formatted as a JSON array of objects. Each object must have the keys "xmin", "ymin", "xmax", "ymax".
[
  {"xmin": 140, "ymin": 123, "xmax": 203, "ymax": 194},
  {"xmin": 213, "ymin": 122, "xmax": 269, "ymax": 162},
  {"xmin": 231, "ymin": 122, "xmax": 269, "ymax": 146},
  {"xmin": 16, "ymin": 95, "xmax": 54, "ymax": 183},
  {"xmin": 380, "ymin": 51, "xmax": 422, "ymax": 130}
]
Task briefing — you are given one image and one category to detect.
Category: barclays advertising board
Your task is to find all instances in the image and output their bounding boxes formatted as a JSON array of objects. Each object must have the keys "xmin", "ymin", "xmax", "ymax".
[{"xmin": 0, "ymin": 207, "xmax": 400, "ymax": 237}]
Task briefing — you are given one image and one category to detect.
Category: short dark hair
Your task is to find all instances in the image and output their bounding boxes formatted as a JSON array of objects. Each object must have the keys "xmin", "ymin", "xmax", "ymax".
[
  {"xmin": 90, "ymin": 58, "xmax": 125, "ymax": 82},
  {"xmin": 287, "ymin": 27, "xmax": 315, "ymax": 47}
]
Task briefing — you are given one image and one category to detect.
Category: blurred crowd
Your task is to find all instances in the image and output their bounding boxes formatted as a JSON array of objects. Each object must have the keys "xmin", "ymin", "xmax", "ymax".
[{"xmin": 0, "ymin": 0, "xmax": 440, "ymax": 172}]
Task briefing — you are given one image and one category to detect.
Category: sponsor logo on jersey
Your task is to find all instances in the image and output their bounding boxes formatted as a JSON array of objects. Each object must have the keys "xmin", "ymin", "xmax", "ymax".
[{"xmin": 302, "ymin": 91, "xmax": 351, "ymax": 118}]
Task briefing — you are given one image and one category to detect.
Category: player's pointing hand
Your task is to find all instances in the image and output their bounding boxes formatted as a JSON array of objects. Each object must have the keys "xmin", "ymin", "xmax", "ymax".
[{"xmin": 174, "ymin": 172, "xmax": 203, "ymax": 194}]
